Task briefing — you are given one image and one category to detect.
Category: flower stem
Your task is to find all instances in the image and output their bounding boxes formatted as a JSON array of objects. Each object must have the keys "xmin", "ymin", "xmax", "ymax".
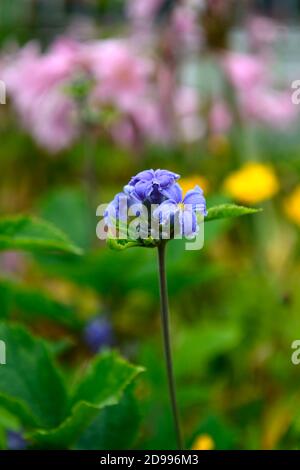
[{"xmin": 157, "ymin": 242, "xmax": 183, "ymax": 450}]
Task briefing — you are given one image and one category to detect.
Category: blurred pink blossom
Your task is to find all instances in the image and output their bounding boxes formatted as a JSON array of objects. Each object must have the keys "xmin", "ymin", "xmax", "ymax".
[
  {"xmin": 127, "ymin": 0, "xmax": 164, "ymax": 22},
  {"xmin": 132, "ymin": 99, "xmax": 171, "ymax": 144},
  {"xmin": 91, "ymin": 40, "xmax": 152, "ymax": 111},
  {"xmin": 1, "ymin": 38, "xmax": 153, "ymax": 152},
  {"xmin": 222, "ymin": 52, "xmax": 266, "ymax": 91},
  {"xmin": 247, "ymin": 16, "xmax": 279, "ymax": 50},
  {"xmin": 174, "ymin": 87, "xmax": 204, "ymax": 142},
  {"xmin": 210, "ymin": 101, "xmax": 232, "ymax": 134},
  {"xmin": 171, "ymin": 5, "xmax": 201, "ymax": 49},
  {"xmin": 1, "ymin": 40, "xmax": 82, "ymax": 152},
  {"xmin": 30, "ymin": 90, "xmax": 79, "ymax": 153},
  {"xmin": 174, "ymin": 86, "xmax": 199, "ymax": 117},
  {"xmin": 242, "ymin": 89, "xmax": 298, "ymax": 129}
]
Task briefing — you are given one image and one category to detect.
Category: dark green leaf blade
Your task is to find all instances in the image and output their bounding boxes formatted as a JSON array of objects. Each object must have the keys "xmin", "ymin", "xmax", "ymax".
[
  {"xmin": 0, "ymin": 323, "xmax": 68, "ymax": 429},
  {"xmin": 76, "ymin": 387, "xmax": 140, "ymax": 450},
  {"xmin": 31, "ymin": 351, "xmax": 144, "ymax": 448},
  {"xmin": 0, "ymin": 278, "xmax": 83, "ymax": 330},
  {"xmin": 0, "ymin": 215, "xmax": 82, "ymax": 255}
]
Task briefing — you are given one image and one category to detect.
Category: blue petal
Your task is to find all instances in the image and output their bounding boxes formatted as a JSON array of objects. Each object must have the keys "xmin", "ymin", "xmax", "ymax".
[
  {"xmin": 134, "ymin": 181, "xmax": 151, "ymax": 200},
  {"xmin": 153, "ymin": 200, "xmax": 178, "ymax": 223},
  {"xmin": 183, "ymin": 185, "xmax": 204, "ymax": 204},
  {"xmin": 162, "ymin": 183, "xmax": 183, "ymax": 203},
  {"xmin": 181, "ymin": 209, "xmax": 197, "ymax": 236},
  {"xmin": 129, "ymin": 169, "xmax": 155, "ymax": 185},
  {"xmin": 155, "ymin": 169, "xmax": 180, "ymax": 181}
]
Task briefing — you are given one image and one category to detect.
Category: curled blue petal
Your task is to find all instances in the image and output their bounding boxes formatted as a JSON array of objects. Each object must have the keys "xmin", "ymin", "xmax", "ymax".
[
  {"xmin": 153, "ymin": 200, "xmax": 178, "ymax": 224},
  {"xmin": 129, "ymin": 169, "xmax": 155, "ymax": 186},
  {"xmin": 162, "ymin": 183, "xmax": 183, "ymax": 203},
  {"xmin": 181, "ymin": 207, "xmax": 198, "ymax": 236},
  {"xmin": 183, "ymin": 185, "xmax": 207, "ymax": 216}
]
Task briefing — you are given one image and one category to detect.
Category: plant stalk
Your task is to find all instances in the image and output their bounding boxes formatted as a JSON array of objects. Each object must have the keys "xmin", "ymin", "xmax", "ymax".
[{"xmin": 157, "ymin": 242, "xmax": 183, "ymax": 450}]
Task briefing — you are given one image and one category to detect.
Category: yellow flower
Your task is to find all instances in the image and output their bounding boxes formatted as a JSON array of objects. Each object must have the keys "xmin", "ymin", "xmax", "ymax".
[
  {"xmin": 180, "ymin": 175, "xmax": 209, "ymax": 196},
  {"xmin": 192, "ymin": 434, "xmax": 215, "ymax": 450},
  {"xmin": 284, "ymin": 185, "xmax": 300, "ymax": 226},
  {"xmin": 223, "ymin": 162, "xmax": 279, "ymax": 204}
]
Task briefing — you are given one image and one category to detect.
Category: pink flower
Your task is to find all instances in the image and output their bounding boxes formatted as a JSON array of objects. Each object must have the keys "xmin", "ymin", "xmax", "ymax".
[
  {"xmin": 91, "ymin": 40, "xmax": 152, "ymax": 111},
  {"xmin": 171, "ymin": 5, "xmax": 201, "ymax": 49},
  {"xmin": 127, "ymin": 0, "xmax": 164, "ymax": 22},
  {"xmin": 222, "ymin": 52, "xmax": 266, "ymax": 91},
  {"xmin": 242, "ymin": 89, "xmax": 298, "ymax": 129},
  {"xmin": 132, "ymin": 99, "xmax": 171, "ymax": 144},
  {"xmin": 111, "ymin": 119, "xmax": 138, "ymax": 148},
  {"xmin": 174, "ymin": 87, "xmax": 204, "ymax": 142},
  {"xmin": 2, "ymin": 39, "xmax": 82, "ymax": 152},
  {"xmin": 1, "ymin": 42, "xmax": 42, "ymax": 117},
  {"xmin": 210, "ymin": 101, "xmax": 232, "ymax": 134},
  {"xmin": 174, "ymin": 86, "xmax": 200, "ymax": 117},
  {"xmin": 247, "ymin": 16, "xmax": 279, "ymax": 50},
  {"xmin": 30, "ymin": 90, "xmax": 79, "ymax": 153}
]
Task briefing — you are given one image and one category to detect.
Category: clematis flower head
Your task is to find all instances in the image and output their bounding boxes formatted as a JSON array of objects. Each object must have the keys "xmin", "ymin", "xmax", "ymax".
[{"xmin": 101, "ymin": 170, "xmax": 207, "ymax": 248}]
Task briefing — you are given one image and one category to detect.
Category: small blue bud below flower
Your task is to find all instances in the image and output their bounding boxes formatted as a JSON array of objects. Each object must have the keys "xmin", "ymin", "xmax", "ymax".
[
  {"xmin": 7, "ymin": 430, "xmax": 27, "ymax": 450},
  {"xmin": 83, "ymin": 317, "xmax": 114, "ymax": 353}
]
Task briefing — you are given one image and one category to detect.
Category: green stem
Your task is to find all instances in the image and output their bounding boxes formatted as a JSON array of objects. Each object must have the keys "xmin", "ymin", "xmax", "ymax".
[{"xmin": 157, "ymin": 242, "xmax": 183, "ymax": 450}]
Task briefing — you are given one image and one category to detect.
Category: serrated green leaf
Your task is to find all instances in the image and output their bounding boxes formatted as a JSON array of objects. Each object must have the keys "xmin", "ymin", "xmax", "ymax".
[
  {"xmin": 0, "ymin": 215, "xmax": 83, "ymax": 255},
  {"xmin": 76, "ymin": 387, "xmax": 140, "ymax": 450},
  {"xmin": 31, "ymin": 351, "xmax": 144, "ymax": 448},
  {"xmin": 206, "ymin": 204, "xmax": 262, "ymax": 222},
  {"xmin": 106, "ymin": 237, "xmax": 142, "ymax": 251},
  {"xmin": 0, "ymin": 323, "xmax": 68, "ymax": 429}
]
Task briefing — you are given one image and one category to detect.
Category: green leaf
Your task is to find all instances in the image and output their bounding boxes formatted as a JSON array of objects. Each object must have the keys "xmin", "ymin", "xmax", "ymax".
[
  {"xmin": 76, "ymin": 387, "xmax": 140, "ymax": 450},
  {"xmin": 107, "ymin": 235, "xmax": 157, "ymax": 251},
  {"xmin": 38, "ymin": 188, "xmax": 94, "ymax": 250},
  {"xmin": 31, "ymin": 351, "xmax": 144, "ymax": 448},
  {"xmin": 206, "ymin": 204, "xmax": 262, "ymax": 222},
  {"xmin": 0, "ymin": 215, "xmax": 83, "ymax": 255},
  {"xmin": 0, "ymin": 323, "xmax": 68, "ymax": 429},
  {"xmin": 0, "ymin": 278, "xmax": 83, "ymax": 330},
  {"xmin": 106, "ymin": 237, "xmax": 142, "ymax": 251}
]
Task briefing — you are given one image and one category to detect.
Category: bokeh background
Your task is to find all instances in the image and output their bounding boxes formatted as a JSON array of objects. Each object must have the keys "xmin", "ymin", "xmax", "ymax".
[{"xmin": 1, "ymin": 0, "xmax": 300, "ymax": 450}]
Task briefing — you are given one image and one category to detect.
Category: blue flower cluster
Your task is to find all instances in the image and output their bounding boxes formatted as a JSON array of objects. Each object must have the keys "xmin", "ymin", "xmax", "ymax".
[{"xmin": 105, "ymin": 169, "xmax": 207, "ymax": 239}]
